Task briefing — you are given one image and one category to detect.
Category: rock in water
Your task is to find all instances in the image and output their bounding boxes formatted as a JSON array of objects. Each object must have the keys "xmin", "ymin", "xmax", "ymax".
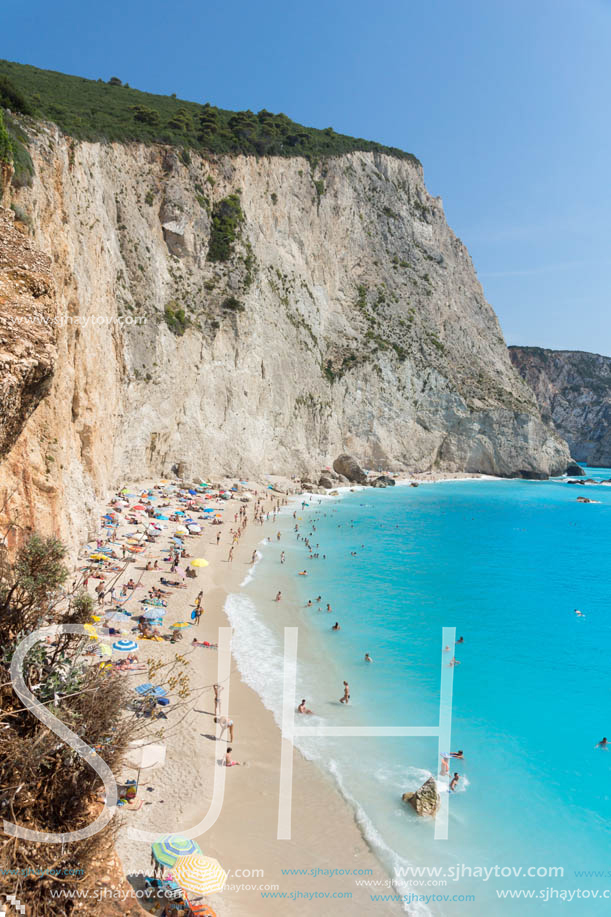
[
  {"xmin": 333, "ymin": 454, "xmax": 367, "ymax": 484},
  {"xmin": 566, "ymin": 462, "xmax": 586, "ymax": 476},
  {"xmin": 373, "ymin": 475, "xmax": 396, "ymax": 487},
  {"xmin": 402, "ymin": 776, "xmax": 440, "ymax": 817}
]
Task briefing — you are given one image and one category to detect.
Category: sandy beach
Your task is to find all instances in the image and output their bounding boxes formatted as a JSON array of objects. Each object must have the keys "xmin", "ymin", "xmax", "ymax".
[{"xmin": 82, "ymin": 479, "xmax": 401, "ymax": 916}]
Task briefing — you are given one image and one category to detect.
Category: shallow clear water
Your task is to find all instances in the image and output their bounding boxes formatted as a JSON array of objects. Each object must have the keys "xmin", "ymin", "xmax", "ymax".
[{"xmin": 227, "ymin": 471, "xmax": 611, "ymax": 915}]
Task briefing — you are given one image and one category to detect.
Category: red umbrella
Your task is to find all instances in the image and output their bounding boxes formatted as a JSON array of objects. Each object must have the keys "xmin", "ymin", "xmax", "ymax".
[{"xmin": 132, "ymin": 504, "xmax": 146, "ymax": 511}]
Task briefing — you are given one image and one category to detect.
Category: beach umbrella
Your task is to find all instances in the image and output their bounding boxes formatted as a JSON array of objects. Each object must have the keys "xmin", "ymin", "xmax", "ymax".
[
  {"xmin": 172, "ymin": 855, "xmax": 227, "ymax": 897},
  {"xmin": 113, "ymin": 639, "xmax": 139, "ymax": 652},
  {"xmin": 170, "ymin": 622, "xmax": 192, "ymax": 629},
  {"xmin": 89, "ymin": 553, "xmax": 108, "ymax": 561},
  {"xmin": 132, "ymin": 504, "xmax": 146, "ymax": 510},
  {"xmin": 95, "ymin": 643, "xmax": 113, "ymax": 658},
  {"xmin": 124, "ymin": 741, "xmax": 166, "ymax": 788},
  {"xmin": 175, "ymin": 510, "xmax": 186, "ymax": 516},
  {"xmin": 191, "ymin": 558, "xmax": 209, "ymax": 568},
  {"xmin": 105, "ymin": 612, "xmax": 130, "ymax": 625},
  {"xmin": 152, "ymin": 835, "xmax": 202, "ymax": 869},
  {"xmin": 175, "ymin": 528, "xmax": 188, "ymax": 536},
  {"xmin": 141, "ymin": 610, "xmax": 165, "ymax": 621},
  {"xmin": 155, "ymin": 514, "xmax": 169, "ymax": 520},
  {"xmin": 187, "ymin": 524, "xmax": 201, "ymax": 533},
  {"xmin": 203, "ymin": 508, "xmax": 214, "ymax": 513}
]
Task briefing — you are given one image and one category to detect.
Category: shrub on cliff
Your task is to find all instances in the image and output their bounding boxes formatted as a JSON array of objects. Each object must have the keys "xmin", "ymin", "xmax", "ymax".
[{"xmin": 207, "ymin": 193, "xmax": 244, "ymax": 262}]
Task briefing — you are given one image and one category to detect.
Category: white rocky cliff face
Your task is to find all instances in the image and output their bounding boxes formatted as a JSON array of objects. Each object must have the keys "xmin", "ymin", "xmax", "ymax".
[{"xmin": 0, "ymin": 126, "xmax": 569, "ymax": 544}]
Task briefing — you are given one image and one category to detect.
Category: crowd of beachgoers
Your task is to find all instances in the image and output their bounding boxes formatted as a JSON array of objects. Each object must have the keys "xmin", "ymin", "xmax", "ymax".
[{"xmin": 73, "ymin": 478, "xmax": 286, "ymax": 915}]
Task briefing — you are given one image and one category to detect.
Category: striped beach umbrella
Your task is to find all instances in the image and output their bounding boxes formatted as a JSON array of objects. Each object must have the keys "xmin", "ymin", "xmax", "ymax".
[
  {"xmin": 172, "ymin": 855, "xmax": 227, "ymax": 896},
  {"xmin": 151, "ymin": 835, "xmax": 202, "ymax": 868},
  {"xmin": 170, "ymin": 621, "xmax": 192, "ymax": 629},
  {"xmin": 113, "ymin": 639, "xmax": 139, "ymax": 652}
]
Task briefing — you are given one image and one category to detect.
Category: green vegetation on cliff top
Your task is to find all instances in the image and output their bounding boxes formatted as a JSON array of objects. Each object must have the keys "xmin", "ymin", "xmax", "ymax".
[{"xmin": 0, "ymin": 59, "xmax": 419, "ymax": 165}]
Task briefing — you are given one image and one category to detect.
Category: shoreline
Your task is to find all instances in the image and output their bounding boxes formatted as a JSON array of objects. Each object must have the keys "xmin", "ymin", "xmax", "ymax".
[
  {"xmin": 95, "ymin": 478, "xmax": 400, "ymax": 915},
  {"xmin": 86, "ymin": 471, "xmax": 503, "ymax": 913}
]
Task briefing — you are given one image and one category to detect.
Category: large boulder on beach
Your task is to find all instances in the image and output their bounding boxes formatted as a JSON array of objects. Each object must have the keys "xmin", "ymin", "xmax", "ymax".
[
  {"xmin": 402, "ymin": 777, "xmax": 440, "ymax": 817},
  {"xmin": 319, "ymin": 475, "xmax": 333, "ymax": 489},
  {"xmin": 374, "ymin": 475, "xmax": 396, "ymax": 487},
  {"xmin": 566, "ymin": 462, "xmax": 586, "ymax": 476},
  {"xmin": 333, "ymin": 454, "xmax": 367, "ymax": 484}
]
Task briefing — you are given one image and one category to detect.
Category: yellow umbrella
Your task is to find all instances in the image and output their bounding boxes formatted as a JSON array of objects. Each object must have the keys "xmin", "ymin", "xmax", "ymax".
[
  {"xmin": 89, "ymin": 553, "xmax": 108, "ymax": 561},
  {"xmin": 83, "ymin": 623, "xmax": 98, "ymax": 639},
  {"xmin": 172, "ymin": 854, "xmax": 227, "ymax": 896},
  {"xmin": 191, "ymin": 558, "xmax": 209, "ymax": 568},
  {"xmin": 171, "ymin": 622, "xmax": 192, "ymax": 629}
]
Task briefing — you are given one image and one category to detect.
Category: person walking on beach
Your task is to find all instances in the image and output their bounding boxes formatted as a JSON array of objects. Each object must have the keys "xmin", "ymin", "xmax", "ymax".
[
  {"xmin": 227, "ymin": 546, "xmax": 234, "ymax": 563},
  {"xmin": 340, "ymin": 680, "xmax": 350, "ymax": 704},
  {"xmin": 251, "ymin": 550, "xmax": 257, "ymax": 564},
  {"xmin": 216, "ymin": 531, "xmax": 221, "ymax": 546},
  {"xmin": 275, "ymin": 591, "xmax": 282, "ymax": 602},
  {"xmin": 280, "ymin": 551, "xmax": 285, "ymax": 564}
]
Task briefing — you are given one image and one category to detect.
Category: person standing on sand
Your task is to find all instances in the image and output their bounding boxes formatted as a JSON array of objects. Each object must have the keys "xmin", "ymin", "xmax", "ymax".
[
  {"xmin": 216, "ymin": 531, "xmax": 221, "ymax": 546},
  {"xmin": 251, "ymin": 550, "xmax": 257, "ymax": 564},
  {"xmin": 213, "ymin": 683, "xmax": 223, "ymax": 718},
  {"xmin": 280, "ymin": 551, "xmax": 285, "ymax": 564},
  {"xmin": 340, "ymin": 680, "xmax": 350, "ymax": 704},
  {"xmin": 275, "ymin": 591, "xmax": 282, "ymax": 602},
  {"xmin": 195, "ymin": 591, "xmax": 203, "ymax": 609},
  {"xmin": 227, "ymin": 546, "xmax": 234, "ymax": 563},
  {"xmin": 218, "ymin": 716, "xmax": 234, "ymax": 742}
]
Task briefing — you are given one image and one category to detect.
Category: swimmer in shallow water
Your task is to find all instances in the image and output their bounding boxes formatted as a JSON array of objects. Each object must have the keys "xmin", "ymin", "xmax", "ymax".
[
  {"xmin": 332, "ymin": 622, "xmax": 340, "ymax": 631},
  {"xmin": 364, "ymin": 652, "xmax": 373, "ymax": 663}
]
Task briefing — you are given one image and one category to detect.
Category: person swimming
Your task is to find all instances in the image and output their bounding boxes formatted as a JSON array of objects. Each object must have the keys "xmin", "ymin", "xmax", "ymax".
[
  {"xmin": 297, "ymin": 699, "xmax": 313, "ymax": 714},
  {"xmin": 332, "ymin": 622, "xmax": 340, "ymax": 630},
  {"xmin": 364, "ymin": 652, "xmax": 373, "ymax": 663},
  {"xmin": 596, "ymin": 737, "xmax": 608, "ymax": 749},
  {"xmin": 449, "ymin": 773, "xmax": 461, "ymax": 792}
]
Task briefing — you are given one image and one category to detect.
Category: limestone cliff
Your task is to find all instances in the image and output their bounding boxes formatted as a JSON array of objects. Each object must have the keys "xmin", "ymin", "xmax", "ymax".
[
  {"xmin": 510, "ymin": 346, "xmax": 611, "ymax": 467},
  {"xmin": 0, "ymin": 121, "xmax": 569, "ymax": 545}
]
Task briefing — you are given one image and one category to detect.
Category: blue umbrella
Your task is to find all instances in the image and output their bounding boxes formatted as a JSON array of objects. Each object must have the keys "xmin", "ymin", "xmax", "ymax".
[
  {"xmin": 113, "ymin": 639, "xmax": 139, "ymax": 652},
  {"xmin": 203, "ymin": 508, "xmax": 215, "ymax": 513},
  {"xmin": 155, "ymin": 514, "xmax": 169, "ymax": 520},
  {"xmin": 141, "ymin": 607, "xmax": 165, "ymax": 619}
]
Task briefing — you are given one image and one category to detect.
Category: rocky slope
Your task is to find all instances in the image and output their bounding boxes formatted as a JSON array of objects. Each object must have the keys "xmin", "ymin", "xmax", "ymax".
[
  {"xmin": 510, "ymin": 346, "xmax": 611, "ymax": 467},
  {"xmin": 0, "ymin": 120, "xmax": 569, "ymax": 546}
]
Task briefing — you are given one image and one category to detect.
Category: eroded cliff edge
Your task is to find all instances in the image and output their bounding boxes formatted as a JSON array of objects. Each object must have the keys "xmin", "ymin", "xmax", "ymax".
[
  {"xmin": 0, "ymin": 124, "xmax": 569, "ymax": 543},
  {"xmin": 510, "ymin": 346, "xmax": 611, "ymax": 467}
]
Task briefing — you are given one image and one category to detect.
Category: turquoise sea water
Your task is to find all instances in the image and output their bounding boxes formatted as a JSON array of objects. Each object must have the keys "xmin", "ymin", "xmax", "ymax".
[{"xmin": 226, "ymin": 471, "xmax": 611, "ymax": 915}]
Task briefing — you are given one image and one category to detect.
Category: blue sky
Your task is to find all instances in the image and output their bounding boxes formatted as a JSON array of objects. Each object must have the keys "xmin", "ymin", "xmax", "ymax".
[{"xmin": 3, "ymin": 0, "xmax": 609, "ymax": 354}]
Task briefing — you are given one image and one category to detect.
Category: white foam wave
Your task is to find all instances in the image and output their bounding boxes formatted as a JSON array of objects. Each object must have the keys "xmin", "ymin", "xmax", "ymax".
[
  {"xmin": 240, "ymin": 549, "xmax": 263, "ymax": 586},
  {"xmin": 328, "ymin": 759, "xmax": 432, "ymax": 917}
]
